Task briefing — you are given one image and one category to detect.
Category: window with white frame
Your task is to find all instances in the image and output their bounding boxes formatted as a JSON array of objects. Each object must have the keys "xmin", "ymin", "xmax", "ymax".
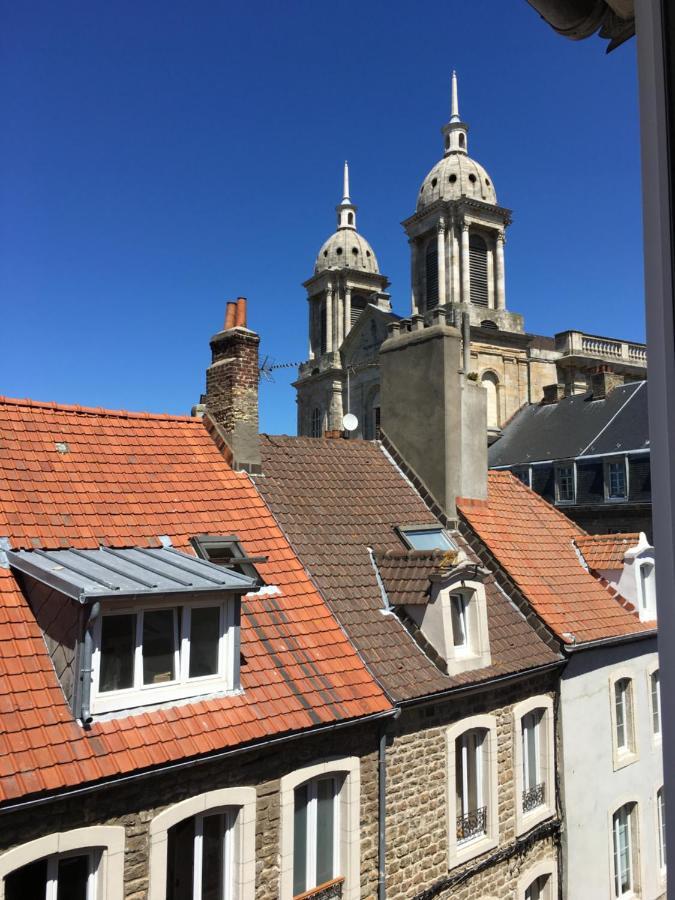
[
  {"xmin": 0, "ymin": 827, "xmax": 124, "ymax": 900},
  {"xmin": 4, "ymin": 851, "xmax": 99, "ymax": 900},
  {"xmin": 651, "ymin": 669, "xmax": 661, "ymax": 738},
  {"xmin": 512, "ymin": 467, "xmax": 531, "ymax": 488},
  {"xmin": 637, "ymin": 560, "xmax": 656, "ymax": 619},
  {"xmin": 292, "ymin": 776, "xmax": 341, "ymax": 896},
  {"xmin": 614, "ymin": 678, "xmax": 635, "ymax": 756},
  {"xmin": 612, "ymin": 802, "xmax": 638, "ymax": 898},
  {"xmin": 525, "ymin": 874, "xmax": 551, "ymax": 900},
  {"xmin": 555, "ymin": 464, "xmax": 575, "ymax": 503},
  {"xmin": 657, "ymin": 788, "xmax": 666, "ymax": 873},
  {"xmin": 92, "ymin": 597, "xmax": 236, "ymax": 714},
  {"xmin": 450, "ymin": 593, "xmax": 469, "ymax": 652},
  {"xmin": 455, "ymin": 729, "xmax": 488, "ymax": 844},
  {"xmin": 398, "ymin": 526, "xmax": 456, "ymax": 552},
  {"xmin": 521, "ymin": 710, "xmax": 545, "ymax": 813},
  {"xmin": 166, "ymin": 808, "xmax": 237, "ymax": 900},
  {"xmin": 606, "ymin": 460, "xmax": 628, "ymax": 500},
  {"xmin": 514, "ymin": 697, "xmax": 555, "ymax": 836}
]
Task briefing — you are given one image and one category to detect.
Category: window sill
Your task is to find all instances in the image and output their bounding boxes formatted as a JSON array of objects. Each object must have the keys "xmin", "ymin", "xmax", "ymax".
[
  {"xmin": 91, "ymin": 677, "xmax": 235, "ymax": 715},
  {"xmin": 449, "ymin": 832, "xmax": 497, "ymax": 869},
  {"xmin": 612, "ymin": 747, "xmax": 639, "ymax": 772},
  {"xmin": 515, "ymin": 803, "xmax": 555, "ymax": 838}
]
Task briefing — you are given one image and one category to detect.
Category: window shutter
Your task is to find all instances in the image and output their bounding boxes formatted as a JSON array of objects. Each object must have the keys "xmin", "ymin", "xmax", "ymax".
[
  {"xmin": 629, "ymin": 457, "xmax": 651, "ymax": 501},
  {"xmin": 469, "ymin": 235, "xmax": 488, "ymax": 307},
  {"xmin": 426, "ymin": 243, "xmax": 439, "ymax": 309}
]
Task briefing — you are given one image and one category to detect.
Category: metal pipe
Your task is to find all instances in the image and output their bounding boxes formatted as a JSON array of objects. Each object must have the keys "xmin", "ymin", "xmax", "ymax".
[{"xmin": 80, "ymin": 601, "xmax": 101, "ymax": 727}]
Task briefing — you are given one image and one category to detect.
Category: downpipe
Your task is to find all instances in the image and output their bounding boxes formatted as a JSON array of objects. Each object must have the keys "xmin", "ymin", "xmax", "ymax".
[{"xmin": 80, "ymin": 601, "xmax": 100, "ymax": 727}]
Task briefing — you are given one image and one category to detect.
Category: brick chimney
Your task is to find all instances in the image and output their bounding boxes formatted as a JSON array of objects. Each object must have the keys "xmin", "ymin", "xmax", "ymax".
[
  {"xmin": 199, "ymin": 298, "xmax": 261, "ymax": 473},
  {"xmin": 589, "ymin": 365, "xmax": 624, "ymax": 400},
  {"xmin": 379, "ymin": 308, "xmax": 487, "ymax": 522},
  {"xmin": 542, "ymin": 383, "xmax": 565, "ymax": 404}
]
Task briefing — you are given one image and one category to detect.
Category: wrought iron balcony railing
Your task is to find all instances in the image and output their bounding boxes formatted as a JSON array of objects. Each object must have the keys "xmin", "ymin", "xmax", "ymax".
[
  {"xmin": 456, "ymin": 805, "xmax": 487, "ymax": 843},
  {"xmin": 522, "ymin": 782, "xmax": 545, "ymax": 812},
  {"xmin": 294, "ymin": 877, "xmax": 344, "ymax": 900}
]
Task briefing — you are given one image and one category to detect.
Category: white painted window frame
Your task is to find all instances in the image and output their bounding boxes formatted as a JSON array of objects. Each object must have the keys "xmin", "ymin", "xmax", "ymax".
[
  {"xmin": 0, "ymin": 826, "xmax": 125, "ymax": 900},
  {"xmin": 635, "ymin": 557, "xmax": 657, "ymax": 621},
  {"xmin": 148, "ymin": 786, "xmax": 256, "ymax": 900},
  {"xmin": 516, "ymin": 857, "xmax": 558, "ymax": 900},
  {"xmin": 648, "ymin": 662, "xmax": 661, "ymax": 743},
  {"xmin": 554, "ymin": 462, "xmax": 576, "ymax": 505},
  {"xmin": 605, "ymin": 457, "xmax": 629, "ymax": 502},
  {"xmin": 278, "ymin": 757, "xmax": 360, "ymax": 900},
  {"xmin": 513, "ymin": 695, "xmax": 556, "ymax": 836},
  {"xmin": 609, "ymin": 800, "xmax": 640, "ymax": 899},
  {"xmin": 91, "ymin": 595, "xmax": 236, "ymax": 714},
  {"xmin": 446, "ymin": 715, "xmax": 498, "ymax": 868},
  {"xmin": 609, "ymin": 672, "xmax": 638, "ymax": 770},
  {"xmin": 292, "ymin": 776, "xmax": 341, "ymax": 896},
  {"xmin": 450, "ymin": 593, "xmax": 468, "ymax": 652},
  {"xmin": 438, "ymin": 580, "xmax": 491, "ymax": 676}
]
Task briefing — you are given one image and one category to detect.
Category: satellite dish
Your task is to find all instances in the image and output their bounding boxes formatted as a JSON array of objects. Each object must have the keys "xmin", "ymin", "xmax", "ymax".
[{"xmin": 342, "ymin": 413, "xmax": 358, "ymax": 432}]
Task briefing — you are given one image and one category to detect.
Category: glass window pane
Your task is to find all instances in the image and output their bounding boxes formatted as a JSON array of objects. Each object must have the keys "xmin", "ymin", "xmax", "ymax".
[
  {"xmin": 99, "ymin": 614, "xmax": 135, "ymax": 692},
  {"xmin": 142, "ymin": 609, "xmax": 176, "ymax": 685},
  {"xmin": 202, "ymin": 813, "xmax": 226, "ymax": 900},
  {"xmin": 467, "ymin": 732, "xmax": 479, "ymax": 812},
  {"xmin": 5, "ymin": 858, "xmax": 48, "ymax": 900},
  {"xmin": 615, "ymin": 681, "xmax": 626, "ymax": 748},
  {"xmin": 316, "ymin": 778, "xmax": 336, "ymax": 886},
  {"xmin": 167, "ymin": 816, "xmax": 195, "ymax": 900},
  {"xmin": 652, "ymin": 672, "xmax": 661, "ymax": 734},
  {"xmin": 402, "ymin": 529, "xmax": 455, "ymax": 551},
  {"xmin": 293, "ymin": 784, "xmax": 309, "ymax": 896},
  {"xmin": 450, "ymin": 595, "xmax": 466, "ymax": 647},
  {"xmin": 189, "ymin": 607, "xmax": 221, "ymax": 678},
  {"xmin": 56, "ymin": 855, "xmax": 89, "ymax": 900}
]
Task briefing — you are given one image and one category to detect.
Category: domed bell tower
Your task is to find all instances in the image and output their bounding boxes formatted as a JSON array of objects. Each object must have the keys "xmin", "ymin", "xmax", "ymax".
[
  {"xmin": 402, "ymin": 73, "xmax": 522, "ymax": 335},
  {"xmin": 294, "ymin": 163, "xmax": 391, "ymax": 438}
]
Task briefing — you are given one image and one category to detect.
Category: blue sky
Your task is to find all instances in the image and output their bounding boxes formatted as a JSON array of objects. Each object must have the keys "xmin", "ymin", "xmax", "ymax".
[{"xmin": 1, "ymin": 1, "xmax": 643, "ymax": 434}]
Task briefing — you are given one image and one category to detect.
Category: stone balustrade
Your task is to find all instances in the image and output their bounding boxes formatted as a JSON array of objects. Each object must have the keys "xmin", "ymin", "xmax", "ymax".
[{"xmin": 554, "ymin": 331, "xmax": 647, "ymax": 367}]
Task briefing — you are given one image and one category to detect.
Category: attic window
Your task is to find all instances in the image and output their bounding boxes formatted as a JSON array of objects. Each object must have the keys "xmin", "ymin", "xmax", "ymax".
[
  {"xmin": 191, "ymin": 535, "xmax": 263, "ymax": 583},
  {"xmin": 398, "ymin": 527, "xmax": 456, "ymax": 552}
]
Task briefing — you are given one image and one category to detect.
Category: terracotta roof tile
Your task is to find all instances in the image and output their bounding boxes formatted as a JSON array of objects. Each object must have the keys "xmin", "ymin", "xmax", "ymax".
[
  {"xmin": 574, "ymin": 533, "xmax": 641, "ymax": 571},
  {"xmin": 0, "ymin": 398, "xmax": 390, "ymax": 806},
  {"xmin": 457, "ymin": 473, "xmax": 653, "ymax": 644},
  {"xmin": 256, "ymin": 436, "xmax": 558, "ymax": 702}
]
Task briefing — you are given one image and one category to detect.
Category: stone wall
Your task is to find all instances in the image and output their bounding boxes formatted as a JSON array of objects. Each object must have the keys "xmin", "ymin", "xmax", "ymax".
[
  {"xmin": 384, "ymin": 670, "xmax": 560, "ymax": 899},
  {"xmin": 0, "ymin": 722, "xmax": 381, "ymax": 900}
]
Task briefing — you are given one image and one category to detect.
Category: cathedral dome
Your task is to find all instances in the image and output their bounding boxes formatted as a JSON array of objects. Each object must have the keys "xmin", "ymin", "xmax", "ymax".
[
  {"xmin": 416, "ymin": 153, "xmax": 497, "ymax": 212},
  {"xmin": 314, "ymin": 229, "xmax": 380, "ymax": 275}
]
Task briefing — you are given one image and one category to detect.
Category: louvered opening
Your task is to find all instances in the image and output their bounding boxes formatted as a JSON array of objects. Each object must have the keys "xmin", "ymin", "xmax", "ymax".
[
  {"xmin": 426, "ymin": 243, "xmax": 439, "ymax": 309},
  {"xmin": 320, "ymin": 301, "xmax": 327, "ymax": 354},
  {"xmin": 469, "ymin": 235, "xmax": 488, "ymax": 307},
  {"xmin": 350, "ymin": 295, "xmax": 367, "ymax": 327}
]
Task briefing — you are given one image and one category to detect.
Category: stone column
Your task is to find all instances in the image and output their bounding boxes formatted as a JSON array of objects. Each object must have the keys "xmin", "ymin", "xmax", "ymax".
[
  {"xmin": 344, "ymin": 286, "xmax": 352, "ymax": 338},
  {"xmin": 325, "ymin": 284, "xmax": 334, "ymax": 352},
  {"xmin": 495, "ymin": 233, "xmax": 506, "ymax": 310},
  {"xmin": 437, "ymin": 219, "xmax": 447, "ymax": 306},
  {"xmin": 461, "ymin": 222, "xmax": 470, "ymax": 305},
  {"xmin": 410, "ymin": 240, "xmax": 419, "ymax": 314}
]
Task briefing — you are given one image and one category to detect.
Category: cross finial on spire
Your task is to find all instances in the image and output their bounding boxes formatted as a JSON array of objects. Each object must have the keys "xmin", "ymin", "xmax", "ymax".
[
  {"xmin": 450, "ymin": 70, "xmax": 460, "ymax": 123},
  {"xmin": 342, "ymin": 160, "xmax": 351, "ymax": 202}
]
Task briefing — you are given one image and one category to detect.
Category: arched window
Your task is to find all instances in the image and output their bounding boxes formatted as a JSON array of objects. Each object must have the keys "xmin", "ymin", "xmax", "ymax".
[
  {"xmin": 347, "ymin": 212, "xmax": 353, "ymax": 225},
  {"xmin": 425, "ymin": 240, "xmax": 439, "ymax": 310},
  {"xmin": 469, "ymin": 234, "xmax": 488, "ymax": 306},
  {"xmin": 481, "ymin": 372, "xmax": 499, "ymax": 429},
  {"xmin": 310, "ymin": 408, "xmax": 322, "ymax": 438}
]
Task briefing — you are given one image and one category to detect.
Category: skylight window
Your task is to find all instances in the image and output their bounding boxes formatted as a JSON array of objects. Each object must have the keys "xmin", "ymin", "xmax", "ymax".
[
  {"xmin": 191, "ymin": 535, "xmax": 263, "ymax": 583},
  {"xmin": 399, "ymin": 527, "xmax": 456, "ymax": 552}
]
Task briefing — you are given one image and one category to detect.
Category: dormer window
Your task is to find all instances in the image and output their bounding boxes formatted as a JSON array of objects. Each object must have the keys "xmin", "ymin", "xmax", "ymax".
[
  {"xmin": 191, "ymin": 535, "xmax": 263, "ymax": 583},
  {"xmin": 450, "ymin": 593, "xmax": 469, "ymax": 651}
]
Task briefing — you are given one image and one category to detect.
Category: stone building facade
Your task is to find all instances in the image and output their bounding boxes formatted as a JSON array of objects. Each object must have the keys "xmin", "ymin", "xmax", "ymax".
[{"xmin": 294, "ymin": 74, "xmax": 646, "ymax": 442}]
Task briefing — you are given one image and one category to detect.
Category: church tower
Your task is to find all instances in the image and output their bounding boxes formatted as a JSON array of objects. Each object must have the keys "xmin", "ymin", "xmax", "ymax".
[
  {"xmin": 402, "ymin": 72, "xmax": 522, "ymax": 334},
  {"xmin": 295, "ymin": 164, "xmax": 391, "ymax": 438}
]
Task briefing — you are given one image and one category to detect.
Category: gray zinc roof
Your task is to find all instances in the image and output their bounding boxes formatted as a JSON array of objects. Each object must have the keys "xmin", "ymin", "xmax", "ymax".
[
  {"xmin": 488, "ymin": 381, "xmax": 648, "ymax": 467},
  {"xmin": 6, "ymin": 546, "xmax": 256, "ymax": 603}
]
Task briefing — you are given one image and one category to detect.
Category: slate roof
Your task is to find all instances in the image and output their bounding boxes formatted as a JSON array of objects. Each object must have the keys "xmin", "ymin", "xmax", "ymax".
[
  {"xmin": 488, "ymin": 381, "xmax": 648, "ymax": 467},
  {"xmin": 0, "ymin": 397, "xmax": 390, "ymax": 805},
  {"xmin": 574, "ymin": 533, "xmax": 641, "ymax": 571},
  {"xmin": 256, "ymin": 435, "xmax": 559, "ymax": 702},
  {"xmin": 457, "ymin": 472, "xmax": 654, "ymax": 644}
]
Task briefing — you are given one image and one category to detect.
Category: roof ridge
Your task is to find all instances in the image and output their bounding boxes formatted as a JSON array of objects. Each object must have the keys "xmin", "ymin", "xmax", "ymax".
[{"xmin": 0, "ymin": 395, "xmax": 199, "ymax": 423}]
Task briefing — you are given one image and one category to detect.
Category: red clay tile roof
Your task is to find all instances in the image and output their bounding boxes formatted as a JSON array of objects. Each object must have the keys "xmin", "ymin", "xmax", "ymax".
[
  {"xmin": 574, "ymin": 533, "xmax": 641, "ymax": 571},
  {"xmin": 373, "ymin": 550, "xmax": 442, "ymax": 605},
  {"xmin": 0, "ymin": 397, "xmax": 390, "ymax": 805},
  {"xmin": 457, "ymin": 472, "xmax": 653, "ymax": 645},
  {"xmin": 256, "ymin": 436, "xmax": 559, "ymax": 702}
]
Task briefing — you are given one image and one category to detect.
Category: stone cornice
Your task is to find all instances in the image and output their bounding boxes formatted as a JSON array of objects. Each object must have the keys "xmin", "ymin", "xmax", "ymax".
[{"xmin": 401, "ymin": 197, "xmax": 513, "ymax": 232}]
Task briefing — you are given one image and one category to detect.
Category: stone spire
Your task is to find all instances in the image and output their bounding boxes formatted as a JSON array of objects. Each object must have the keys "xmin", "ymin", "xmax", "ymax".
[
  {"xmin": 442, "ymin": 71, "xmax": 468, "ymax": 156},
  {"xmin": 336, "ymin": 160, "xmax": 357, "ymax": 230}
]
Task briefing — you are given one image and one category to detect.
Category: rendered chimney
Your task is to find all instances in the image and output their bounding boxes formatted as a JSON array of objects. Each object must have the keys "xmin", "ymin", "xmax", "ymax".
[
  {"xmin": 203, "ymin": 298, "xmax": 262, "ymax": 473},
  {"xmin": 589, "ymin": 366, "xmax": 624, "ymax": 400},
  {"xmin": 379, "ymin": 310, "xmax": 487, "ymax": 522}
]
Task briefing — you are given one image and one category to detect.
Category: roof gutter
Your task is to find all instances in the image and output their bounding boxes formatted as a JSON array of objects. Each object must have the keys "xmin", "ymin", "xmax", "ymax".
[
  {"xmin": 0, "ymin": 707, "xmax": 395, "ymax": 816},
  {"xmin": 562, "ymin": 628, "xmax": 657, "ymax": 654},
  {"xmin": 490, "ymin": 447, "xmax": 650, "ymax": 469},
  {"xmin": 397, "ymin": 659, "xmax": 565, "ymax": 710}
]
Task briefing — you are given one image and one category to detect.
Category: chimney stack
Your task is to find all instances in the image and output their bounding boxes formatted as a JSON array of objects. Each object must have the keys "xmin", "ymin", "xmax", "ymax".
[
  {"xmin": 589, "ymin": 365, "xmax": 624, "ymax": 400},
  {"xmin": 379, "ymin": 311, "xmax": 487, "ymax": 522},
  {"xmin": 201, "ymin": 298, "xmax": 262, "ymax": 473},
  {"xmin": 542, "ymin": 383, "xmax": 565, "ymax": 404}
]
